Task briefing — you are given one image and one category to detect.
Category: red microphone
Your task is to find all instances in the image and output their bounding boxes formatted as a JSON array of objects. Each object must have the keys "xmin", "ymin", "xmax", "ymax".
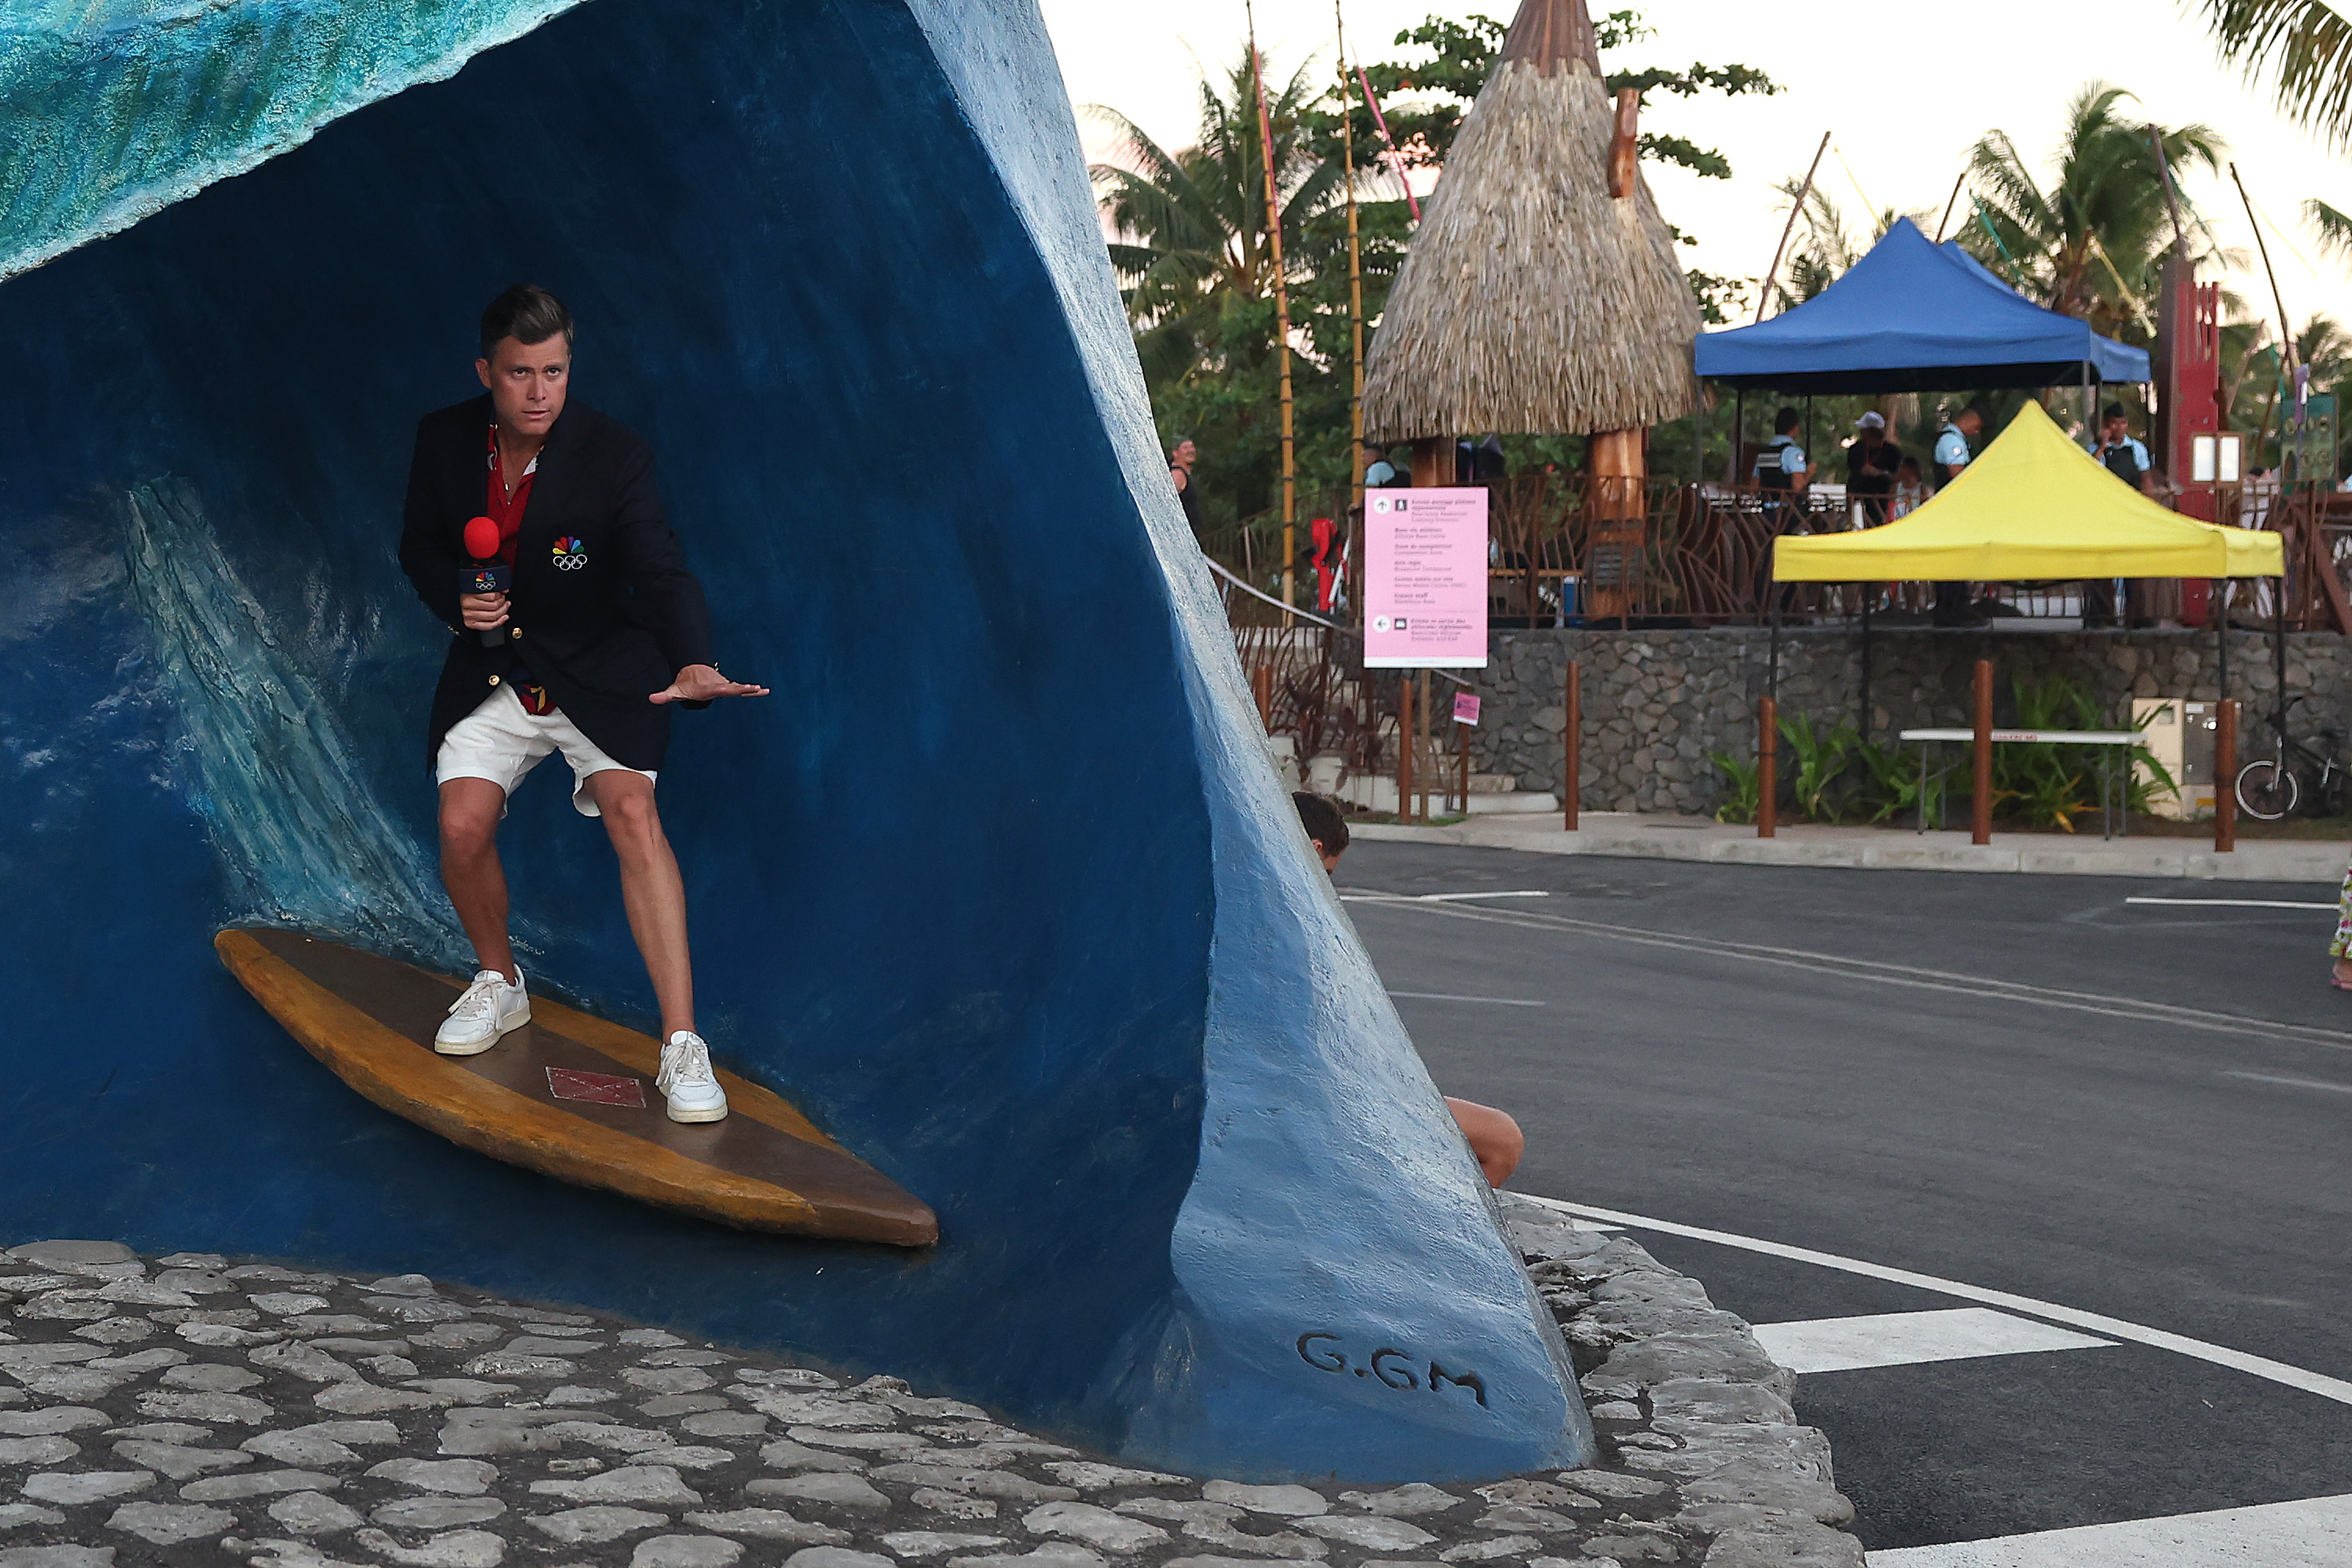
[{"xmin": 460, "ymin": 517, "xmax": 509, "ymax": 648}]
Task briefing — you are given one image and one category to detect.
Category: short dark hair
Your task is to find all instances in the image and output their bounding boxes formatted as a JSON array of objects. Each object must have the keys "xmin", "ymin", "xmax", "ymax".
[
  {"xmin": 2103, "ymin": 402, "xmax": 2129, "ymax": 423},
  {"xmin": 1773, "ymin": 407, "xmax": 1802, "ymax": 434},
  {"xmin": 480, "ymin": 284, "xmax": 574, "ymax": 359},
  {"xmin": 1293, "ymin": 792, "xmax": 1350, "ymax": 858},
  {"xmin": 1962, "ymin": 401, "xmax": 1991, "ymax": 423}
]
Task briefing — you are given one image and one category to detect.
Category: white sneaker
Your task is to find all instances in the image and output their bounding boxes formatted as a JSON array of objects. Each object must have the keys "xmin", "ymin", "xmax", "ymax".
[
  {"xmin": 435, "ymin": 967, "xmax": 530, "ymax": 1055},
  {"xmin": 657, "ymin": 1031, "xmax": 729, "ymax": 1123}
]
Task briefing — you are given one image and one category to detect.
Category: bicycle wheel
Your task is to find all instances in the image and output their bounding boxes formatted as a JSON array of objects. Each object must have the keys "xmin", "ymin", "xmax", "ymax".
[{"xmin": 2236, "ymin": 760, "xmax": 2299, "ymax": 821}]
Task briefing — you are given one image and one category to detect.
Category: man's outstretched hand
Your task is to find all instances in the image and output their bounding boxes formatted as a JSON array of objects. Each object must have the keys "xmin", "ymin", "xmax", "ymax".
[{"xmin": 651, "ymin": 663, "xmax": 771, "ymax": 704}]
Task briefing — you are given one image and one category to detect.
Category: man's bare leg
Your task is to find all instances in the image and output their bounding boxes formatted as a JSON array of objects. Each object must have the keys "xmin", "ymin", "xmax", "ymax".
[
  {"xmin": 439, "ymin": 779, "xmax": 517, "ymax": 982},
  {"xmin": 1445, "ymin": 1096, "xmax": 1525, "ymax": 1189},
  {"xmin": 586, "ymin": 769, "xmax": 694, "ymax": 1038}
]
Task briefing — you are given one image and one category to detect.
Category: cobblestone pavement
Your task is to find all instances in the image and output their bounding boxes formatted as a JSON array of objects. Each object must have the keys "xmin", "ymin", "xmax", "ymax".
[{"xmin": 0, "ymin": 1205, "xmax": 1860, "ymax": 1568}]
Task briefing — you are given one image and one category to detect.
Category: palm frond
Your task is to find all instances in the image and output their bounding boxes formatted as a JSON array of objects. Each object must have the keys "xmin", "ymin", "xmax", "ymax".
[
  {"xmin": 2307, "ymin": 197, "xmax": 2352, "ymax": 267},
  {"xmin": 2199, "ymin": 0, "xmax": 2352, "ymax": 150}
]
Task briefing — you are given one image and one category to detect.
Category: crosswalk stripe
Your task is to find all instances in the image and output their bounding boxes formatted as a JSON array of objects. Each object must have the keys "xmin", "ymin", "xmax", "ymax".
[
  {"xmin": 1867, "ymin": 1491, "xmax": 2352, "ymax": 1566},
  {"xmin": 1752, "ymin": 1308, "xmax": 2113, "ymax": 1374},
  {"xmin": 1513, "ymin": 1194, "xmax": 2352, "ymax": 1408}
]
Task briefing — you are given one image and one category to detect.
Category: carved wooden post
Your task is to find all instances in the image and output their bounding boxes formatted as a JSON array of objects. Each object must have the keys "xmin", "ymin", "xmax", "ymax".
[
  {"xmin": 1972, "ymin": 658, "xmax": 1994, "ymax": 847},
  {"xmin": 1758, "ymin": 695, "xmax": 1777, "ymax": 838}
]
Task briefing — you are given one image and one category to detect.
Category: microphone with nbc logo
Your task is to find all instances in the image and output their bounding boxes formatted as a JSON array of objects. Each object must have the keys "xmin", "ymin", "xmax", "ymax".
[{"xmin": 460, "ymin": 516, "xmax": 510, "ymax": 649}]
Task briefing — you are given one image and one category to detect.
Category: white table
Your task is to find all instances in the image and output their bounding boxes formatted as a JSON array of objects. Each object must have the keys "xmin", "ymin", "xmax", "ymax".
[{"xmin": 1897, "ymin": 728, "xmax": 2144, "ymax": 839}]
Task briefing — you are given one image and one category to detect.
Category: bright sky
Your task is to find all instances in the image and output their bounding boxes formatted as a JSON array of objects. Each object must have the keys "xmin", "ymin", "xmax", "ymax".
[{"xmin": 1036, "ymin": 0, "xmax": 2352, "ymax": 340}]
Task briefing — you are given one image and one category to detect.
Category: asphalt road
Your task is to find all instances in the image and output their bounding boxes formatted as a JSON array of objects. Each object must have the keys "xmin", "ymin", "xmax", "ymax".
[{"xmin": 1334, "ymin": 840, "xmax": 2352, "ymax": 1555}]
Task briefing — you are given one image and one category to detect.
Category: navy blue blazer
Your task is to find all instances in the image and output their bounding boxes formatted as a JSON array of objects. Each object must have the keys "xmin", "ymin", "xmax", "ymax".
[{"xmin": 398, "ymin": 395, "xmax": 715, "ymax": 773}]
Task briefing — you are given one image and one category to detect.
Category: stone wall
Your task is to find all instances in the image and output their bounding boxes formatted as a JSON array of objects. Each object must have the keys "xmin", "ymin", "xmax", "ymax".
[{"xmin": 1467, "ymin": 627, "xmax": 2352, "ymax": 817}]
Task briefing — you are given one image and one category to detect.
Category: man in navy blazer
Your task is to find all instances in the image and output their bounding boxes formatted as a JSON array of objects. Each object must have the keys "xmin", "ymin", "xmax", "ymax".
[{"xmin": 398, "ymin": 284, "xmax": 768, "ymax": 1122}]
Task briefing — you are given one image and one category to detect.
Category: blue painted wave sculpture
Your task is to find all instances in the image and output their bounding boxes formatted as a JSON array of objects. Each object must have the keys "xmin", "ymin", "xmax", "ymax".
[{"xmin": 0, "ymin": 0, "xmax": 1592, "ymax": 1480}]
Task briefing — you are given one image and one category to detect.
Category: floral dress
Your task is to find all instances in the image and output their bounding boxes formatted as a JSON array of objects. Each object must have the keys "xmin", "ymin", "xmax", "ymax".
[{"xmin": 2333, "ymin": 865, "xmax": 2352, "ymax": 959}]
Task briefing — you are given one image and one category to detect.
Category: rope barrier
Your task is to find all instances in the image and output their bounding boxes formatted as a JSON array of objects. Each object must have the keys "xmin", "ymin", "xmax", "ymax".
[{"xmin": 1203, "ymin": 556, "xmax": 1470, "ymax": 688}]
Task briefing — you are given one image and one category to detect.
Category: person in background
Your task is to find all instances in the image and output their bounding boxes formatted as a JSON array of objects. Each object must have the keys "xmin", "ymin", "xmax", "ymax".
[
  {"xmin": 1363, "ymin": 443, "xmax": 1401, "ymax": 488},
  {"xmin": 2085, "ymin": 403, "xmax": 2149, "ymax": 628},
  {"xmin": 1171, "ymin": 437, "xmax": 1203, "ymax": 539},
  {"xmin": 1292, "ymin": 793, "xmax": 1526, "ymax": 1188},
  {"xmin": 1753, "ymin": 406, "xmax": 1811, "ymax": 495},
  {"xmin": 2328, "ymin": 866, "xmax": 2352, "ymax": 992},
  {"xmin": 1846, "ymin": 411, "xmax": 1901, "ymax": 526},
  {"xmin": 1890, "ymin": 455, "xmax": 1929, "ymax": 518},
  {"xmin": 2092, "ymin": 402, "xmax": 2151, "ymax": 487},
  {"xmin": 1931, "ymin": 403, "xmax": 1988, "ymax": 626}
]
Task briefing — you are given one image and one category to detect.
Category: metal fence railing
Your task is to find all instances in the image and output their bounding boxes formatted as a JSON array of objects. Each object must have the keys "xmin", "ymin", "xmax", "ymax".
[{"xmin": 1201, "ymin": 477, "xmax": 2352, "ymax": 636}]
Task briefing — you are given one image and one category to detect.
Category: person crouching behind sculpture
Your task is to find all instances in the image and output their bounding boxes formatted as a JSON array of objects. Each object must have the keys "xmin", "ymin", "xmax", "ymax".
[
  {"xmin": 1292, "ymin": 793, "xmax": 1527, "ymax": 1188},
  {"xmin": 397, "ymin": 283, "xmax": 771, "ymax": 1122}
]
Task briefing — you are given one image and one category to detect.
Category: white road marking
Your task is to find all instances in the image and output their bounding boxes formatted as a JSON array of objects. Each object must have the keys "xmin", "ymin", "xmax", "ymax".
[
  {"xmin": 1358, "ymin": 898, "xmax": 2352, "ymax": 1052},
  {"xmin": 1512, "ymin": 1194, "xmax": 2352, "ymax": 1409},
  {"xmin": 2223, "ymin": 1069, "xmax": 2352, "ymax": 1096},
  {"xmin": 1340, "ymin": 889, "xmax": 1552, "ymax": 902},
  {"xmin": 1751, "ymin": 1308, "xmax": 2112, "ymax": 1374},
  {"xmin": 1385, "ymin": 990, "xmax": 1547, "ymax": 1007},
  {"xmin": 1867, "ymin": 1491, "xmax": 2352, "ymax": 1566},
  {"xmin": 2124, "ymin": 896, "xmax": 2336, "ymax": 910}
]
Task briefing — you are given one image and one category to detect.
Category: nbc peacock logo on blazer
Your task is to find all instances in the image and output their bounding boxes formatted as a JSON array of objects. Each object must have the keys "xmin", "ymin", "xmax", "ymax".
[{"xmin": 551, "ymin": 536, "xmax": 588, "ymax": 571}]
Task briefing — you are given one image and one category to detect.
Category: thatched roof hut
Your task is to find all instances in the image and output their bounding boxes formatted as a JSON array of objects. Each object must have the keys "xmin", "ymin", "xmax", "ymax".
[{"xmin": 1362, "ymin": 0, "xmax": 1700, "ymax": 441}]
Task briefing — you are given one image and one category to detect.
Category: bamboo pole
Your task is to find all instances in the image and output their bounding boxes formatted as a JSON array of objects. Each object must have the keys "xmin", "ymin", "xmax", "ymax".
[
  {"xmin": 1755, "ymin": 132, "xmax": 1831, "ymax": 325},
  {"xmin": 1246, "ymin": 2, "xmax": 1297, "ymax": 614},
  {"xmin": 2230, "ymin": 163, "xmax": 2299, "ymax": 383},
  {"xmin": 1355, "ymin": 66, "xmax": 1420, "ymax": 223},
  {"xmin": 1933, "ymin": 169, "xmax": 1967, "ymax": 243},
  {"xmin": 1341, "ymin": 1, "xmax": 1366, "ymax": 601}
]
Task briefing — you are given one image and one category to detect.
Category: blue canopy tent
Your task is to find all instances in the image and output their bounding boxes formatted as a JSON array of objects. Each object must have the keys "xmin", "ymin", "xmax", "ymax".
[
  {"xmin": 1693, "ymin": 217, "xmax": 2155, "ymax": 747},
  {"xmin": 1695, "ymin": 217, "xmax": 2150, "ymax": 392}
]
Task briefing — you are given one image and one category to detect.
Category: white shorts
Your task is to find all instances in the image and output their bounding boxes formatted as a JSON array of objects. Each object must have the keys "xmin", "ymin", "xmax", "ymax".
[{"xmin": 435, "ymin": 684, "xmax": 655, "ymax": 818}]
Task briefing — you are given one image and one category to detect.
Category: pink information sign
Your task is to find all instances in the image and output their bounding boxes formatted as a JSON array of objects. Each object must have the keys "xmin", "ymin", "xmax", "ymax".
[{"xmin": 1364, "ymin": 488, "xmax": 1488, "ymax": 669}]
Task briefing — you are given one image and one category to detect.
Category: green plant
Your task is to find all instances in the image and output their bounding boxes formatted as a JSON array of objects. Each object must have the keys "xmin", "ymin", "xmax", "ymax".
[
  {"xmin": 1711, "ymin": 750, "xmax": 1761, "ymax": 824},
  {"xmin": 1777, "ymin": 712, "xmax": 1859, "ymax": 821},
  {"xmin": 1980, "ymin": 673, "xmax": 2179, "ymax": 831},
  {"xmin": 1853, "ymin": 737, "xmax": 1951, "ymax": 825}
]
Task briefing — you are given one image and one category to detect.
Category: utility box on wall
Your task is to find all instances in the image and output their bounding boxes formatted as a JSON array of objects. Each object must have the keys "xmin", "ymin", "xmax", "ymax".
[{"xmin": 2133, "ymin": 698, "xmax": 2217, "ymax": 818}]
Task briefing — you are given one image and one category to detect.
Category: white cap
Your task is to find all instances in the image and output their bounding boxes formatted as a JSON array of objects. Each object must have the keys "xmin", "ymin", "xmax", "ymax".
[{"xmin": 1853, "ymin": 411, "xmax": 1887, "ymax": 430}]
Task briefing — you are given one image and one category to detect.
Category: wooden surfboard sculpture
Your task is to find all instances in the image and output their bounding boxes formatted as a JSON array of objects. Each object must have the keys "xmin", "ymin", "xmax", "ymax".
[{"xmin": 216, "ymin": 928, "xmax": 937, "ymax": 1247}]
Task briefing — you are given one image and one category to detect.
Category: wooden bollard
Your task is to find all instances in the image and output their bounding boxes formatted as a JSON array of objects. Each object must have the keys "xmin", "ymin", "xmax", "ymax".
[
  {"xmin": 1972, "ymin": 657, "xmax": 1994, "ymax": 847},
  {"xmin": 1457, "ymin": 710, "xmax": 1470, "ymax": 818},
  {"xmin": 1396, "ymin": 675, "xmax": 1414, "ymax": 825},
  {"xmin": 1758, "ymin": 695, "xmax": 1777, "ymax": 838},
  {"xmin": 2216, "ymin": 698, "xmax": 2238, "ymax": 853},
  {"xmin": 1563, "ymin": 662, "xmax": 1582, "ymax": 832}
]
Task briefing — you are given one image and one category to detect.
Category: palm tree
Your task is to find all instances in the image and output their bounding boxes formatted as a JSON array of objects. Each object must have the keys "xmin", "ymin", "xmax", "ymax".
[
  {"xmin": 2306, "ymin": 197, "xmax": 2352, "ymax": 267},
  {"xmin": 1766, "ymin": 180, "xmax": 1929, "ymax": 310},
  {"xmin": 2196, "ymin": 1, "xmax": 2352, "ymax": 151},
  {"xmin": 1964, "ymin": 85, "xmax": 2225, "ymax": 343},
  {"xmin": 1089, "ymin": 56, "xmax": 1341, "ymax": 387}
]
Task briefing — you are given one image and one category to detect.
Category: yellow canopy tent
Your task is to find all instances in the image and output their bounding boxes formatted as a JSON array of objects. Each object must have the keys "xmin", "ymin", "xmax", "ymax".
[
  {"xmin": 1762, "ymin": 399, "xmax": 2282, "ymax": 746},
  {"xmin": 1773, "ymin": 399, "xmax": 2283, "ymax": 581}
]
